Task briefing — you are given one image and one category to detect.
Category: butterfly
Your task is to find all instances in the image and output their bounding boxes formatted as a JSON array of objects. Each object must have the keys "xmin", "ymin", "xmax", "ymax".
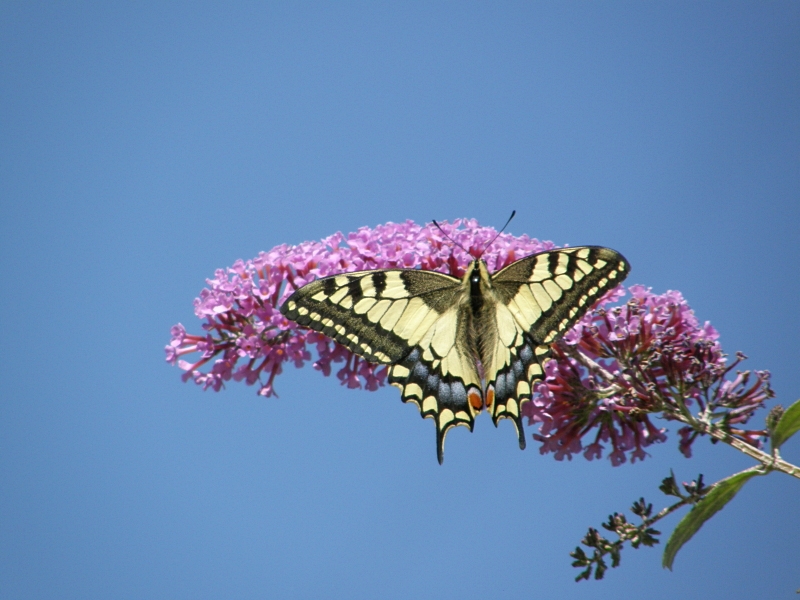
[{"xmin": 280, "ymin": 233, "xmax": 629, "ymax": 463}]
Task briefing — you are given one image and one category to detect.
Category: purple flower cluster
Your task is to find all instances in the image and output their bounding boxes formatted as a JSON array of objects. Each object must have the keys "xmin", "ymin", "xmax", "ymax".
[
  {"xmin": 166, "ymin": 219, "xmax": 772, "ymax": 464},
  {"xmin": 524, "ymin": 286, "xmax": 772, "ymax": 464}
]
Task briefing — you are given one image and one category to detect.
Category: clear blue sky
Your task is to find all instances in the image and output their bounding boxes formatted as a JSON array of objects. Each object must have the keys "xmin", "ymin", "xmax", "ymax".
[{"xmin": 1, "ymin": 2, "xmax": 798, "ymax": 598}]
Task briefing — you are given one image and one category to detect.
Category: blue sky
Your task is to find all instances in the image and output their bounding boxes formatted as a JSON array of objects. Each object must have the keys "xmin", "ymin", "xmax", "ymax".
[{"xmin": 1, "ymin": 2, "xmax": 798, "ymax": 598}]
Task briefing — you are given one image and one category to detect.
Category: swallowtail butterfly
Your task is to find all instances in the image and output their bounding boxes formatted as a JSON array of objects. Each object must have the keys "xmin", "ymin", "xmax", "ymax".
[{"xmin": 281, "ymin": 229, "xmax": 629, "ymax": 463}]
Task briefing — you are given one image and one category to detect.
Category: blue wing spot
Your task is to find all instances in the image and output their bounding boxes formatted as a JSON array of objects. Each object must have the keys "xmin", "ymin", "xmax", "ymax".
[
  {"xmin": 413, "ymin": 361, "xmax": 428, "ymax": 379},
  {"xmin": 519, "ymin": 344, "xmax": 533, "ymax": 363},
  {"xmin": 438, "ymin": 381, "xmax": 452, "ymax": 405},
  {"xmin": 512, "ymin": 358, "xmax": 524, "ymax": 378},
  {"xmin": 451, "ymin": 381, "xmax": 467, "ymax": 405},
  {"xmin": 495, "ymin": 372, "xmax": 508, "ymax": 399}
]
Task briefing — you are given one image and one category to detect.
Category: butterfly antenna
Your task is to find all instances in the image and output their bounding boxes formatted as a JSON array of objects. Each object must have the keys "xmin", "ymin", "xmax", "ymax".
[
  {"xmin": 478, "ymin": 210, "xmax": 516, "ymax": 258},
  {"xmin": 432, "ymin": 219, "xmax": 471, "ymax": 256}
]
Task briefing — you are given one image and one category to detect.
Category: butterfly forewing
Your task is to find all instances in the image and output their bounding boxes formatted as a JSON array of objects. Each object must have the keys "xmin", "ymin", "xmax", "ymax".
[
  {"xmin": 282, "ymin": 269, "xmax": 453, "ymax": 362},
  {"xmin": 485, "ymin": 246, "xmax": 630, "ymax": 435}
]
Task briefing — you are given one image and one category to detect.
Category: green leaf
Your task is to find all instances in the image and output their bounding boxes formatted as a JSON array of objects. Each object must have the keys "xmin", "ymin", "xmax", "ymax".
[
  {"xmin": 662, "ymin": 470, "xmax": 761, "ymax": 570},
  {"xmin": 771, "ymin": 399, "xmax": 800, "ymax": 451}
]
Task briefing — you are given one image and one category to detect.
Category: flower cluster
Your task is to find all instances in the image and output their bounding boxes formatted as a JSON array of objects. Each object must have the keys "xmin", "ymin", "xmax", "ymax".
[
  {"xmin": 524, "ymin": 286, "xmax": 772, "ymax": 464},
  {"xmin": 166, "ymin": 220, "xmax": 772, "ymax": 464}
]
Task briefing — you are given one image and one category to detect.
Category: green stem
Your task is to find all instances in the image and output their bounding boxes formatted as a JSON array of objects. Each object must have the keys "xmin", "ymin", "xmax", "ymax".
[{"xmin": 698, "ymin": 423, "xmax": 800, "ymax": 480}]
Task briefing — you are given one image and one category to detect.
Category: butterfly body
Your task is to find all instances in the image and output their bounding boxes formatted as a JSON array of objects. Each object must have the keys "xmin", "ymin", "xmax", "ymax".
[{"xmin": 281, "ymin": 246, "xmax": 629, "ymax": 463}]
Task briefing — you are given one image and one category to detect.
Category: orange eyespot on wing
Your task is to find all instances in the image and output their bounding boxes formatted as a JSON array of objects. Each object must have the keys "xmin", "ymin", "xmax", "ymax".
[
  {"xmin": 485, "ymin": 386, "xmax": 495, "ymax": 409},
  {"xmin": 469, "ymin": 388, "xmax": 484, "ymax": 410}
]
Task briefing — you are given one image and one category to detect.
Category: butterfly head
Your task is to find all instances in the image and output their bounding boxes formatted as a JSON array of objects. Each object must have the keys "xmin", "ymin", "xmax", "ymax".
[
  {"xmin": 465, "ymin": 258, "xmax": 493, "ymax": 305},
  {"xmin": 467, "ymin": 259, "xmax": 491, "ymax": 284}
]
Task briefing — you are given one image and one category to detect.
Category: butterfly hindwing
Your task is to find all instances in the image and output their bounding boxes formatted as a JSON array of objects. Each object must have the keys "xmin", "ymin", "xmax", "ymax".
[
  {"xmin": 281, "ymin": 269, "xmax": 483, "ymax": 463},
  {"xmin": 484, "ymin": 246, "xmax": 630, "ymax": 437},
  {"xmin": 388, "ymin": 351, "xmax": 482, "ymax": 464},
  {"xmin": 480, "ymin": 314, "xmax": 552, "ymax": 449}
]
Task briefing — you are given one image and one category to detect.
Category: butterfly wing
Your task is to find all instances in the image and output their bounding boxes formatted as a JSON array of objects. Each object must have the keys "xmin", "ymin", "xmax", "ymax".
[
  {"xmin": 280, "ymin": 269, "xmax": 483, "ymax": 463},
  {"xmin": 484, "ymin": 246, "xmax": 630, "ymax": 445}
]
